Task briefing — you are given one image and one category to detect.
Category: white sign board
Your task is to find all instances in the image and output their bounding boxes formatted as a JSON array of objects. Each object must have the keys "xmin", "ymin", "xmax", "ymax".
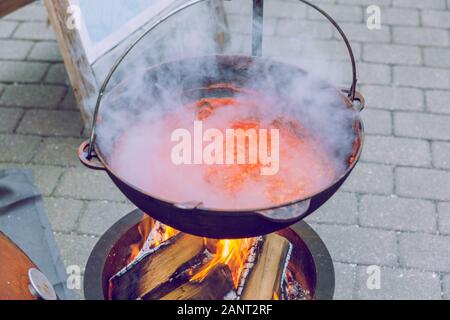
[{"xmin": 69, "ymin": 0, "xmax": 181, "ymax": 63}]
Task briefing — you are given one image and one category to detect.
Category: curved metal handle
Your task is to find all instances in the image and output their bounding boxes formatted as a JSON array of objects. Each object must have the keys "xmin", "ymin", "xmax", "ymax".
[
  {"xmin": 299, "ymin": 0, "xmax": 358, "ymax": 102},
  {"xmin": 87, "ymin": 0, "xmax": 359, "ymax": 159}
]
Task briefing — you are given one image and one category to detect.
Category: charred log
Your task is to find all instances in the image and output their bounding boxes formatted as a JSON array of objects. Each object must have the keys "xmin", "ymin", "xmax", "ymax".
[
  {"xmin": 160, "ymin": 264, "xmax": 234, "ymax": 300},
  {"xmin": 109, "ymin": 233, "xmax": 205, "ymax": 300}
]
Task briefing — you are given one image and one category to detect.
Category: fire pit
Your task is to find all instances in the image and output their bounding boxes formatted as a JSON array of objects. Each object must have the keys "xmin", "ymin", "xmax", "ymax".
[{"xmin": 84, "ymin": 210, "xmax": 334, "ymax": 300}]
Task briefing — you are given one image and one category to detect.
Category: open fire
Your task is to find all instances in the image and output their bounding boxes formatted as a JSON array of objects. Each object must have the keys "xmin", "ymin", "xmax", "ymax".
[{"xmin": 111, "ymin": 218, "xmax": 308, "ymax": 300}]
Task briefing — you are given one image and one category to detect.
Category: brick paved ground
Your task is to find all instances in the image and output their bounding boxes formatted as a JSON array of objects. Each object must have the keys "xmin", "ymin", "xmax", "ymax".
[{"xmin": 1, "ymin": 0, "xmax": 449, "ymax": 300}]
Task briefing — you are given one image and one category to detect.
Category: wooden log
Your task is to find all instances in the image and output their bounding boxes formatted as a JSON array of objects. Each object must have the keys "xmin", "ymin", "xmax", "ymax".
[
  {"xmin": 240, "ymin": 234, "xmax": 291, "ymax": 300},
  {"xmin": 109, "ymin": 232, "xmax": 205, "ymax": 300},
  {"xmin": 0, "ymin": 0, "xmax": 33, "ymax": 18},
  {"xmin": 160, "ymin": 264, "xmax": 234, "ymax": 300},
  {"xmin": 44, "ymin": 0, "xmax": 98, "ymax": 124}
]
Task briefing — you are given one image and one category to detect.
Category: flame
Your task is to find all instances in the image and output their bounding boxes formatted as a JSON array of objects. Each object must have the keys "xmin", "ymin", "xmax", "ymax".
[
  {"xmin": 127, "ymin": 218, "xmax": 256, "ymax": 290},
  {"xmin": 149, "ymin": 221, "xmax": 179, "ymax": 248},
  {"xmin": 191, "ymin": 238, "xmax": 256, "ymax": 288},
  {"xmin": 127, "ymin": 215, "xmax": 152, "ymax": 263},
  {"xmin": 127, "ymin": 216, "xmax": 178, "ymax": 263}
]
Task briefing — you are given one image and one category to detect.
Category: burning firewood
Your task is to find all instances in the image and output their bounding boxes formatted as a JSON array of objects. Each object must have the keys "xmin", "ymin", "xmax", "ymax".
[
  {"xmin": 160, "ymin": 264, "xmax": 234, "ymax": 300},
  {"xmin": 240, "ymin": 234, "xmax": 291, "ymax": 300},
  {"xmin": 109, "ymin": 233, "xmax": 205, "ymax": 300}
]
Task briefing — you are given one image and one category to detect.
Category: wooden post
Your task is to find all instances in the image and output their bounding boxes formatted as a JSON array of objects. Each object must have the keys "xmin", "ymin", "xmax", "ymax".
[{"xmin": 43, "ymin": 0, "xmax": 98, "ymax": 125}]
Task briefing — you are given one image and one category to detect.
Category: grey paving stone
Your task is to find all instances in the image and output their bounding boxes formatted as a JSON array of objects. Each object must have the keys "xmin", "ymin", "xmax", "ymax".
[
  {"xmin": 54, "ymin": 168, "xmax": 127, "ymax": 201},
  {"xmin": 0, "ymin": 134, "xmax": 40, "ymax": 163},
  {"xmin": 78, "ymin": 201, "xmax": 135, "ymax": 236},
  {"xmin": 422, "ymin": 10, "xmax": 450, "ymax": 29},
  {"xmin": 335, "ymin": 22, "xmax": 391, "ymax": 43},
  {"xmin": 426, "ymin": 90, "xmax": 450, "ymax": 115},
  {"xmin": 338, "ymin": 0, "xmax": 391, "ymax": 5},
  {"xmin": 0, "ymin": 40, "xmax": 34, "ymax": 60},
  {"xmin": 342, "ymin": 163, "xmax": 394, "ymax": 195},
  {"xmin": 364, "ymin": 44, "xmax": 421, "ymax": 65},
  {"xmin": 394, "ymin": 66, "xmax": 450, "ymax": 90},
  {"xmin": 44, "ymin": 63, "xmax": 68, "ymax": 84},
  {"xmin": 356, "ymin": 266, "xmax": 441, "ymax": 300},
  {"xmin": 307, "ymin": 4, "xmax": 363, "ymax": 23},
  {"xmin": 380, "ymin": 7, "xmax": 420, "ymax": 26},
  {"xmin": 393, "ymin": 0, "xmax": 447, "ymax": 9},
  {"xmin": 60, "ymin": 88, "xmax": 78, "ymax": 110},
  {"xmin": 444, "ymin": 275, "xmax": 450, "ymax": 300},
  {"xmin": 44, "ymin": 197, "xmax": 84, "ymax": 233},
  {"xmin": 396, "ymin": 167, "xmax": 450, "ymax": 201},
  {"xmin": 4, "ymin": 4, "xmax": 48, "ymax": 21},
  {"xmin": 393, "ymin": 27, "xmax": 449, "ymax": 47},
  {"xmin": 32, "ymin": 137, "xmax": 84, "ymax": 167},
  {"xmin": 438, "ymin": 202, "xmax": 450, "ymax": 235},
  {"xmin": 265, "ymin": 0, "xmax": 307, "ymax": 19},
  {"xmin": 0, "ymin": 61, "xmax": 48, "ymax": 82},
  {"xmin": 0, "ymin": 21, "xmax": 18, "ymax": 38},
  {"xmin": 424, "ymin": 48, "xmax": 450, "ymax": 68},
  {"xmin": 13, "ymin": 22, "xmax": 55, "ymax": 41},
  {"xmin": 361, "ymin": 135, "xmax": 431, "ymax": 167},
  {"xmin": 358, "ymin": 63, "xmax": 391, "ymax": 85},
  {"xmin": 28, "ymin": 41, "xmax": 63, "ymax": 62},
  {"xmin": 359, "ymin": 195, "xmax": 437, "ymax": 233},
  {"xmin": 312, "ymin": 224, "xmax": 398, "ymax": 266},
  {"xmin": 0, "ymin": 107, "xmax": 23, "ymax": 133},
  {"xmin": 54, "ymin": 233, "xmax": 98, "ymax": 271},
  {"xmin": 28, "ymin": 165, "xmax": 65, "ymax": 196},
  {"xmin": 301, "ymin": 40, "xmax": 362, "ymax": 62},
  {"xmin": 306, "ymin": 192, "xmax": 358, "ymax": 225},
  {"xmin": 432, "ymin": 142, "xmax": 450, "ymax": 169},
  {"xmin": 17, "ymin": 110, "xmax": 83, "ymax": 137},
  {"xmin": 394, "ymin": 112, "xmax": 450, "ymax": 141},
  {"xmin": 361, "ymin": 109, "xmax": 392, "ymax": 135},
  {"xmin": 333, "ymin": 262, "xmax": 356, "ymax": 300},
  {"xmin": 360, "ymin": 85, "xmax": 424, "ymax": 112},
  {"xmin": 0, "ymin": 84, "xmax": 66, "ymax": 108},
  {"xmin": 399, "ymin": 233, "xmax": 450, "ymax": 272},
  {"xmin": 277, "ymin": 20, "xmax": 333, "ymax": 39}
]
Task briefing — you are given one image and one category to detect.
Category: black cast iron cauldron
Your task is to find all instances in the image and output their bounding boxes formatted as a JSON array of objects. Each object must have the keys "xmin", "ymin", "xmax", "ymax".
[{"xmin": 78, "ymin": 0, "xmax": 365, "ymax": 239}]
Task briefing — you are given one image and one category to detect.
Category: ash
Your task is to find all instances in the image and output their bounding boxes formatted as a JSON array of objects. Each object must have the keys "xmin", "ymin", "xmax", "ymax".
[{"xmin": 282, "ymin": 268, "xmax": 310, "ymax": 300}]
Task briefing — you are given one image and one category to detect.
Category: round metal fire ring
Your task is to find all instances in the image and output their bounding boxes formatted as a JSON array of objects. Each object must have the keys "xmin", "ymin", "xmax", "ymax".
[{"xmin": 84, "ymin": 209, "xmax": 335, "ymax": 300}]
